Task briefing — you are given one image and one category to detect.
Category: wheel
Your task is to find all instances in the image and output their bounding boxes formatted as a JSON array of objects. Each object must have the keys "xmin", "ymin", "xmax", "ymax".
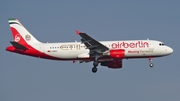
[
  {"xmin": 92, "ymin": 67, "xmax": 97, "ymax": 73},
  {"xmin": 93, "ymin": 61, "xmax": 98, "ymax": 67},
  {"xmin": 149, "ymin": 63, "xmax": 154, "ymax": 67}
]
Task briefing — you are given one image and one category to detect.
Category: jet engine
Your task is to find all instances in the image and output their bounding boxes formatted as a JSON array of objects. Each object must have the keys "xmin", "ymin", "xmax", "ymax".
[
  {"xmin": 101, "ymin": 61, "xmax": 122, "ymax": 68},
  {"xmin": 103, "ymin": 49, "xmax": 125, "ymax": 59}
]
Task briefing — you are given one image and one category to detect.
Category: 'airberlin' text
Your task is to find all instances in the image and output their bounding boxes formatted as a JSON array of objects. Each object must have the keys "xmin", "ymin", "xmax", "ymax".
[{"xmin": 111, "ymin": 41, "xmax": 149, "ymax": 49}]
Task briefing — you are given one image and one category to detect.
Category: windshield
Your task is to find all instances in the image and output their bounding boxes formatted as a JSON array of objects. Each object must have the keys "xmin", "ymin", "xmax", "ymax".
[{"xmin": 159, "ymin": 43, "xmax": 165, "ymax": 46}]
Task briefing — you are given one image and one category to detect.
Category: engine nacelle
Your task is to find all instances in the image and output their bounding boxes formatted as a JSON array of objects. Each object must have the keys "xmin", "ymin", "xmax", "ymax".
[
  {"xmin": 109, "ymin": 49, "xmax": 125, "ymax": 58},
  {"xmin": 101, "ymin": 61, "xmax": 122, "ymax": 69}
]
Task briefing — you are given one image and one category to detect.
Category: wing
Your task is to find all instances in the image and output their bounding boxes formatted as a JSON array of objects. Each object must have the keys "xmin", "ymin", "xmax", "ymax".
[{"xmin": 76, "ymin": 30, "xmax": 109, "ymax": 54}]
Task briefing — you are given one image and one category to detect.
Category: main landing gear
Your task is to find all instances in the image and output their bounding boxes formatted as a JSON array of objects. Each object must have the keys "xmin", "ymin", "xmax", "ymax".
[
  {"xmin": 92, "ymin": 61, "xmax": 98, "ymax": 73},
  {"xmin": 149, "ymin": 57, "xmax": 154, "ymax": 67}
]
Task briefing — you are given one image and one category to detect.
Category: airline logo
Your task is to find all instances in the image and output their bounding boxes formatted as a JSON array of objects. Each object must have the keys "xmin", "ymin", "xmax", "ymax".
[
  {"xmin": 111, "ymin": 41, "xmax": 149, "ymax": 49},
  {"xmin": 15, "ymin": 34, "xmax": 21, "ymax": 42}
]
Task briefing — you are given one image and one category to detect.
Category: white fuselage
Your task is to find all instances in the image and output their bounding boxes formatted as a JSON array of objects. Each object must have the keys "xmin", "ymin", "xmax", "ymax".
[{"xmin": 34, "ymin": 40, "xmax": 173, "ymax": 59}]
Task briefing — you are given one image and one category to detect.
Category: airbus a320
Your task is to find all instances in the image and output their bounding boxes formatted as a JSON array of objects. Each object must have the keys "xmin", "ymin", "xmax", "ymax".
[{"xmin": 6, "ymin": 18, "xmax": 173, "ymax": 73}]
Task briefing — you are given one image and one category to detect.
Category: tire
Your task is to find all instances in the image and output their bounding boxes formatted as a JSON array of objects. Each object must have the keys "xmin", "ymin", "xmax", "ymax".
[
  {"xmin": 149, "ymin": 63, "xmax": 154, "ymax": 67},
  {"xmin": 92, "ymin": 67, "xmax": 97, "ymax": 73}
]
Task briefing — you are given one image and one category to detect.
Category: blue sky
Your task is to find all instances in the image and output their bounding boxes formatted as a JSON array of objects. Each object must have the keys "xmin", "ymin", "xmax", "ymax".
[{"xmin": 1, "ymin": 0, "xmax": 180, "ymax": 101}]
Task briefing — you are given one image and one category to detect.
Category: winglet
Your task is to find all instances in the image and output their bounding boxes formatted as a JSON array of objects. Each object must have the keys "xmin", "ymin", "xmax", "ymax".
[{"xmin": 76, "ymin": 30, "xmax": 80, "ymax": 35}]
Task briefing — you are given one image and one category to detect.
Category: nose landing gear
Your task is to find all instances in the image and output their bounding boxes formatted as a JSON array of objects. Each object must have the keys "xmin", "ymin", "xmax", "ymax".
[
  {"xmin": 92, "ymin": 61, "xmax": 98, "ymax": 73},
  {"xmin": 92, "ymin": 67, "xmax": 97, "ymax": 73},
  {"xmin": 149, "ymin": 63, "xmax": 154, "ymax": 67},
  {"xmin": 149, "ymin": 57, "xmax": 154, "ymax": 67}
]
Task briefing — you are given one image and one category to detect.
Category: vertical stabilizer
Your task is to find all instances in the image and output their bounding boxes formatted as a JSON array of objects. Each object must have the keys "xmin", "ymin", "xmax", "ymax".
[{"xmin": 8, "ymin": 18, "xmax": 41, "ymax": 45}]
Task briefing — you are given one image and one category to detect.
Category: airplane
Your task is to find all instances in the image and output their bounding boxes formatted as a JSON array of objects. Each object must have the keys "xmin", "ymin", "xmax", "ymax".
[{"xmin": 6, "ymin": 18, "xmax": 173, "ymax": 73}]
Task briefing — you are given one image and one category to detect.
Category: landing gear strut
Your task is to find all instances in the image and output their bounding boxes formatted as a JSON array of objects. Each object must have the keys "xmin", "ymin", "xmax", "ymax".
[
  {"xmin": 92, "ymin": 61, "xmax": 98, "ymax": 73},
  {"xmin": 149, "ymin": 57, "xmax": 154, "ymax": 67}
]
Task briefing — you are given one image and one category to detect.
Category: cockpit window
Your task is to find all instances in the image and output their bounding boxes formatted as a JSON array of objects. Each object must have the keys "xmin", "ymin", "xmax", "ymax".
[{"xmin": 159, "ymin": 43, "xmax": 165, "ymax": 46}]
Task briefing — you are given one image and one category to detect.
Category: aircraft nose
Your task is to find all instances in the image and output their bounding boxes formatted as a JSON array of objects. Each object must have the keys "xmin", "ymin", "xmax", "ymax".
[
  {"xmin": 166, "ymin": 47, "xmax": 173, "ymax": 55},
  {"xmin": 169, "ymin": 47, "xmax": 173, "ymax": 54}
]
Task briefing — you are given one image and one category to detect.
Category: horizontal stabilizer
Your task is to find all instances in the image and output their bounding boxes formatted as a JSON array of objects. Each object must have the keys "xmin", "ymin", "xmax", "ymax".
[{"xmin": 10, "ymin": 41, "xmax": 28, "ymax": 50}]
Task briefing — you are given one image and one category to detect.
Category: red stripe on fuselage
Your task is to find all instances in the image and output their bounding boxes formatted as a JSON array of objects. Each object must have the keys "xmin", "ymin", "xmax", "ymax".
[{"xmin": 6, "ymin": 45, "xmax": 62, "ymax": 60}]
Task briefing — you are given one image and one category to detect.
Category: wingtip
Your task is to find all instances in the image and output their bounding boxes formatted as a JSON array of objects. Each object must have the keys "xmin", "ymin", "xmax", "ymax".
[{"xmin": 75, "ymin": 30, "xmax": 80, "ymax": 35}]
